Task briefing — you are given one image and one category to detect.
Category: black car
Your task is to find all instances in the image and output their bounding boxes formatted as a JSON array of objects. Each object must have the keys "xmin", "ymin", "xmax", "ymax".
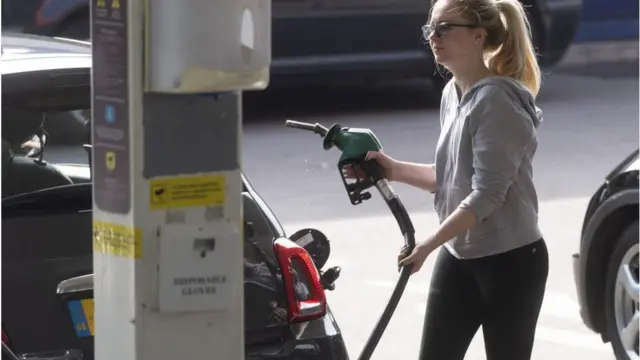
[
  {"xmin": 1, "ymin": 33, "xmax": 349, "ymax": 360},
  {"xmin": 2, "ymin": 0, "xmax": 582, "ymax": 89},
  {"xmin": 573, "ymin": 148, "xmax": 639, "ymax": 360}
]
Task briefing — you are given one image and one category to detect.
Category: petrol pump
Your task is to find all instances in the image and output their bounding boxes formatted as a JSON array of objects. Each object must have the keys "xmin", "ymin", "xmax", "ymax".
[{"xmin": 90, "ymin": 0, "xmax": 271, "ymax": 359}]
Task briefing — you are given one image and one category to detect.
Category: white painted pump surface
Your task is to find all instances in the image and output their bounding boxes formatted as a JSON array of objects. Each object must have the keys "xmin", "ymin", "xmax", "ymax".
[{"xmin": 145, "ymin": 0, "xmax": 271, "ymax": 93}]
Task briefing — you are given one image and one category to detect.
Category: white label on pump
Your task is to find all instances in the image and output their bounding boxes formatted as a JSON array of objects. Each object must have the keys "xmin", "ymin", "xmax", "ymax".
[{"xmin": 158, "ymin": 224, "xmax": 239, "ymax": 313}]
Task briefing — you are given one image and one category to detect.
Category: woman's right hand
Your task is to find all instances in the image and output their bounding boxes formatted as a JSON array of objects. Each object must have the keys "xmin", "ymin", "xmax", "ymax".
[{"xmin": 344, "ymin": 151, "xmax": 398, "ymax": 181}]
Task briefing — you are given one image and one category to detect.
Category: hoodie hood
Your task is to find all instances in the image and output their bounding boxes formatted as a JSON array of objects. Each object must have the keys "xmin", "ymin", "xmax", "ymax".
[{"xmin": 463, "ymin": 75, "xmax": 543, "ymax": 129}]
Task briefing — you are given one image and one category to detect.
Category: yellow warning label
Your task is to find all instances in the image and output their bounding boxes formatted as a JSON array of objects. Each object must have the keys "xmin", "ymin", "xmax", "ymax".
[
  {"xmin": 93, "ymin": 221, "xmax": 142, "ymax": 259},
  {"xmin": 111, "ymin": 0, "xmax": 120, "ymax": 10},
  {"xmin": 105, "ymin": 151, "xmax": 116, "ymax": 171},
  {"xmin": 97, "ymin": 0, "xmax": 106, "ymax": 8},
  {"xmin": 149, "ymin": 175, "xmax": 225, "ymax": 210}
]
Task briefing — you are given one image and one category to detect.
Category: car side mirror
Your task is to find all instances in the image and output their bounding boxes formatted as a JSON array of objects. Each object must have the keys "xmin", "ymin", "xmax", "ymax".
[{"xmin": 289, "ymin": 228, "xmax": 331, "ymax": 270}]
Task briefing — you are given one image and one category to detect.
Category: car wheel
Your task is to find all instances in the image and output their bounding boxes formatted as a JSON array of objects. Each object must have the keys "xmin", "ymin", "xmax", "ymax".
[{"xmin": 605, "ymin": 220, "xmax": 640, "ymax": 360}]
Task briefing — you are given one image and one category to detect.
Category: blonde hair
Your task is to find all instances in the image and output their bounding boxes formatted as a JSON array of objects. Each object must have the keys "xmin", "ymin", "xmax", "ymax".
[{"xmin": 432, "ymin": 0, "xmax": 542, "ymax": 96}]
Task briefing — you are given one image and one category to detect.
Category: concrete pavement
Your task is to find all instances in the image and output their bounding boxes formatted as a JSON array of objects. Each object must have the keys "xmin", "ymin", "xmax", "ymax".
[{"xmin": 285, "ymin": 197, "xmax": 615, "ymax": 360}]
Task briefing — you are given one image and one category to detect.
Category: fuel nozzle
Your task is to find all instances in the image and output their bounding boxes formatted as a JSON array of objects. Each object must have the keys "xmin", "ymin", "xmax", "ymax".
[
  {"xmin": 285, "ymin": 120, "xmax": 329, "ymax": 137},
  {"xmin": 285, "ymin": 120, "xmax": 382, "ymax": 158},
  {"xmin": 285, "ymin": 119, "xmax": 386, "ymax": 206}
]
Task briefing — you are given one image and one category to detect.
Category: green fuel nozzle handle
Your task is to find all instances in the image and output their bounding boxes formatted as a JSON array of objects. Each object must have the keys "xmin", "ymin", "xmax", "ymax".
[{"xmin": 285, "ymin": 119, "xmax": 383, "ymax": 164}]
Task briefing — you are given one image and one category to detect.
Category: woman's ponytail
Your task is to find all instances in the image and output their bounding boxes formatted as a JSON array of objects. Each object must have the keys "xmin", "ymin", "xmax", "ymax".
[{"xmin": 486, "ymin": 0, "xmax": 541, "ymax": 97}]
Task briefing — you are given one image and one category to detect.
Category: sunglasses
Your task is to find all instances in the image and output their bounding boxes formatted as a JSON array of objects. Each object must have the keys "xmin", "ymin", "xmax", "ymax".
[{"xmin": 422, "ymin": 22, "xmax": 478, "ymax": 39}]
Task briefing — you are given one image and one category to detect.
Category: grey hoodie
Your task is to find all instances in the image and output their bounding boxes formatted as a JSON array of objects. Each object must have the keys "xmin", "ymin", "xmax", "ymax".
[{"xmin": 434, "ymin": 76, "xmax": 543, "ymax": 259}]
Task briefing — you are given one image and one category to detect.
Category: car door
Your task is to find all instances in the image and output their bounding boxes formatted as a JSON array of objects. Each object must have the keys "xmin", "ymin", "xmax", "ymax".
[
  {"xmin": 581, "ymin": 0, "xmax": 637, "ymax": 24},
  {"xmin": 2, "ymin": 183, "xmax": 94, "ymax": 358},
  {"xmin": 272, "ymin": 0, "xmax": 323, "ymax": 62},
  {"xmin": 318, "ymin": 0, "xmax": 429, "ymax": 57},
  {"xmin": 1, "ymin": 0, "xmax": 42, "ymax": 32},
  {"xmin": 2, "ymin": 66, "xmax": 94, "ymax": 358}
]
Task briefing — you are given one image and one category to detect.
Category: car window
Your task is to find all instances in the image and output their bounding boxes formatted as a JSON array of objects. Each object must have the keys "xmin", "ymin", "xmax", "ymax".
[
  {"xmin": 1, "ymin": 106, "xmax": 90, "ymax": 197},
  {"xmin": 242, "ymin": 193, "xmax": 289, "ymax": 329},
  {"xmin": 2, "ymin": 106, "xmax": 90, "ymax": 156},
  {"xmin": 2, "ymin": 106, "xmax": 44, "ymax": 155}
]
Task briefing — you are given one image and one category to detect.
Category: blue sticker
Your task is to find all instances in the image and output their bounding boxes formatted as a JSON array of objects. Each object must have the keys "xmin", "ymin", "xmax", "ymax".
[
  {"xmin": 67, "ymin": 300, "xmax": 91, "ymax": 338},
  {"xmin": 105, "ymin": 104, "xmax": 115, "ymax": 124}
]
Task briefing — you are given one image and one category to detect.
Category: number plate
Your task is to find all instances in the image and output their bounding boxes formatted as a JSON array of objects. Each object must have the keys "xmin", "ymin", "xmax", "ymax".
[{"xmin": 67, "ymin": 299, "xmax": 95, "ymax": 338}]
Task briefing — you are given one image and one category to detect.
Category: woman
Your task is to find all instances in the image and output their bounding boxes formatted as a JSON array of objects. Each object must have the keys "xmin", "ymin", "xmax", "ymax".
[{"xmin": 365, "ymin": 0, "xmax": 549, "ymax": 359}]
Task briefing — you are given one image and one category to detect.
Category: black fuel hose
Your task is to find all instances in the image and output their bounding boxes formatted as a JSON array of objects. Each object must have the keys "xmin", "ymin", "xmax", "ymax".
[
  {"xmin": 282, "ymin": 119, "xmax": 418, "ymax": 359},
  {"xmin": 356, "ymin": 176, "xmax": 416, "ymax": 360}
]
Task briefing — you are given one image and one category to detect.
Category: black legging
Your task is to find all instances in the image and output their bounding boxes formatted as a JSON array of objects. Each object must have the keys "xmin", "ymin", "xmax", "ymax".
[{"xmin": 418, "ymin": 238, "xmax": 549, "ymax": 360}]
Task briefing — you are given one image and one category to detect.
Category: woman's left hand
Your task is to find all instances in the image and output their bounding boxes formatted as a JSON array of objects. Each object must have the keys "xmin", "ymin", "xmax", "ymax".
[{"xmin": 397, "ymin": 239, "xmax": 434, "ymax": 275}]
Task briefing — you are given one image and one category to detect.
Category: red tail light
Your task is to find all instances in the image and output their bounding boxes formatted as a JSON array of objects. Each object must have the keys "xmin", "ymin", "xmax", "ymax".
[{"xmin": 274, "ymin": 237, "xmax": 327, "ymax": 323}]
